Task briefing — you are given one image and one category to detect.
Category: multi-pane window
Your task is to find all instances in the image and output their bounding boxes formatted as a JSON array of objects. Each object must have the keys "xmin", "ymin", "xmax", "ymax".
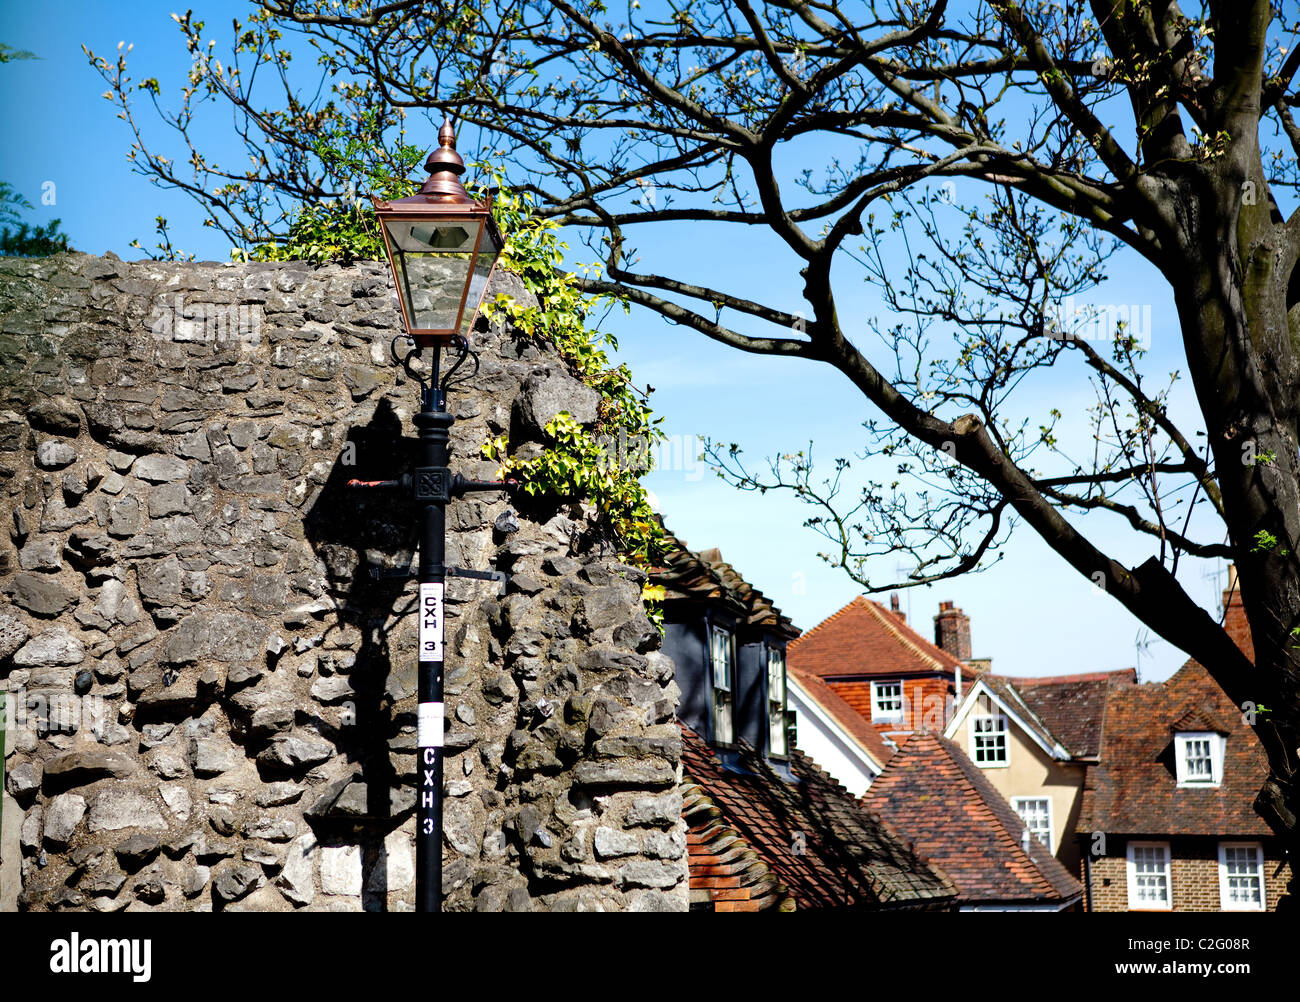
[
  {"xmin": 1126, "ymin": 842, "xmax": 1172, "ymax": 909},
  {"xmin": 709, "ymin": 625, "xmax": 734, "ymax": 744},
  {"xmin": 1174, "ymin": 731, "xmax": 1223, "ymax": 786},
  {"xmin": 1218, "ymin": 843, "xmax": 1265, "ymax": 911},
  {"xmin": 871, "ymin": 681, "xmax": 903, "ymax": 722},
  {"xmin": 1012, "ymin": 798, "xmax": 1053, "ymax": 853},
  {"xmin": 767, "ymin": 647, "xmax": 788, "ymax": 757},
  {"xmin": 1185, "ymin": 738, "xmax": 1213, "ymax": 780},
  {"xmin": 970, "ymin": 713, "xmax": 1008, "ymax": 766}
]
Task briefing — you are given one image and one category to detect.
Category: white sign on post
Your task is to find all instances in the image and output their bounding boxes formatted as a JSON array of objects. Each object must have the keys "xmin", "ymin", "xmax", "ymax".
[
  {"xmin": 418, "ymin": 702, "xmax": 445, "ymax": 749},
  {"xmin": 418, "ymin": 581, "xmax": 445, "ymax": 662}
]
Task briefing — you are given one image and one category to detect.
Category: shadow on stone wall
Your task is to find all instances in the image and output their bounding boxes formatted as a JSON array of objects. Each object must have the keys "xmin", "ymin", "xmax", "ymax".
[{"xmin": 301, "ymin": 397, "xmax": 417, "ymax": 911}]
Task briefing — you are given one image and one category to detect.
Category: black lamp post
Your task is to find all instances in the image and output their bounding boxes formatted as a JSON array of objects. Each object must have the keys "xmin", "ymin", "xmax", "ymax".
[{"xmin": 350, "ymin": 118, "xmax": 511, "ymax": 913}]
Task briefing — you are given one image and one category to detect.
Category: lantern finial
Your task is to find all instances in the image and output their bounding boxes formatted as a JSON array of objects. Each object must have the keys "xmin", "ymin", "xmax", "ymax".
[{"xmin": 421, "ymin": 116, "xmax": 467, "ymax": 194}]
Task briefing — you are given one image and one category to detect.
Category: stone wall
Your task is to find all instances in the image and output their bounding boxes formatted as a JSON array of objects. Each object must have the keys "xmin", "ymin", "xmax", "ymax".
[{"xmin": 0, "ymin": 252, "xmax": 687, "ymax": 912}]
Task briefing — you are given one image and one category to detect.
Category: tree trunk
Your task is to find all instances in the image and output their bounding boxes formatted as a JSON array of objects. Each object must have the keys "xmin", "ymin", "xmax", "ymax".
[{"xmin": 1169, "ymin": 156, "xmax": 1300, "ymax": 906}]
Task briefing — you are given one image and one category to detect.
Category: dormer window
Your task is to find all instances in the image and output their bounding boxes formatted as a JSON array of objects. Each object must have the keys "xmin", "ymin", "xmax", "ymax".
[
  {"xmin": 1174, "ymin": 731, "xmax": 1225, "ymax": 787},
  {"xmin": 767, "ymin": 646, "xmax": 788, "ymax": 757},
  {"xmin": 871, "ymin": 681, "xmax": 904, "ymax": 723},
  {"xmin": 709, "ymin": 625, "xmax": 735, "ymax": 744}
]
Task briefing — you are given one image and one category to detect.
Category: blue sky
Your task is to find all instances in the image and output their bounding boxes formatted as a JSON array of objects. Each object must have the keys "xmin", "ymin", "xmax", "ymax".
[{"xmin": 0, "ymin": 2, "xmax": 1243, "ymax": 681}]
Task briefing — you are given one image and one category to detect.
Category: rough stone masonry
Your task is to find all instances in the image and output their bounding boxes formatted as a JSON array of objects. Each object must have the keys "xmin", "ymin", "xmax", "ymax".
[{"xmin": 0, "ymin": 252, "xmax": 687, "ymax": 912}]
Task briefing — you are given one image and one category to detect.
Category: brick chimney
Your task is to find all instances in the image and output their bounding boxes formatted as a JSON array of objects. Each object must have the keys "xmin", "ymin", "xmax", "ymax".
[
  {"xmin": 1222, "ymin": 565, "xmax": 1254, "ymax": 662},
  {"xmin": 890, "ymin": 592, "xmax": 905, "ymax": 623},
  {"xmin": 934, "ymin": 601, "xmax": 971, "ymax": 662}
]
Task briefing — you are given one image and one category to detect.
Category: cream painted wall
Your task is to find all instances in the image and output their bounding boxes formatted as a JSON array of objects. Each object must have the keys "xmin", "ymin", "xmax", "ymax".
[{"xmin": 788, "ymin": 682, "xmax": 878, "ymax": 799}]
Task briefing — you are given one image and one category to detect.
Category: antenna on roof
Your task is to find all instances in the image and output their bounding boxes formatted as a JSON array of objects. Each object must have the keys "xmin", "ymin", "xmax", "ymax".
[
  {"xmin": 1133, "ymin": 628, "xmax": 1160, "ymax": 683},
  {"xmin": 1203, "ymin": 558, "xmax": 1226, "ymax": 615},
  {"xmin": 894, "ymin": 559, "xmax": 912, "ymax": 622}
]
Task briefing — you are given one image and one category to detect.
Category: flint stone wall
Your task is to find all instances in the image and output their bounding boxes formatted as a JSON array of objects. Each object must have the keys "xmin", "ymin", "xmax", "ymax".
[{"xmin": 0, "ymin": 252, "xmax": 687, "ymax": 912}]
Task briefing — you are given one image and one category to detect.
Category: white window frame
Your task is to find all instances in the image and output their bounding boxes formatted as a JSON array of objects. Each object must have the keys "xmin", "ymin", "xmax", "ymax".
[
  {"xmin": 969, "ymin": 712, "xmax": 1009, "ymax": 767},
  {"xmin": 709, "ymin": 624, "xmax": 735, "ymax": 744},
  {"xmin": 1174, "ymin": 731, "xmax": 1225, "ymax": 787},
  {"xmin": 1217, "ymin": 842, "xmax": 1266, "ymax": 912},
  {"xmin": 871, "ymin": 680, "xmax": 904, "ymax": 723},
  {"xmin": 1125, "ymin": 841, "xmax": 1172, "ymax": 911},
  {"xmin": 766, "ymin": 646, "xmax": 788, "ymax": 758},
  {"xmin": 1012, "ymin": 797, "xmax": 1053, "ymax": 854}
]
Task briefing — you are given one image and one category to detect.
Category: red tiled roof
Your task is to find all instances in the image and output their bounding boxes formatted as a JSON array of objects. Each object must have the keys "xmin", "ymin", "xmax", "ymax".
[
  {"xmin": 683, "ymin": 783, "xmax": 793, "ymax": 912},
  {"xmin": 679, "ymin": 724, "xmax": 956, "ymax": 910},
  {"xmin": 1169, "ymin": 704, "xmax": 1230, "ymax": 735},
  {"xmin": 1015, "ymin": 669, "xmax": 1139, "ymax": 686},
  {"xmin": 1076, "ymin": 659, "xmax": 1271, "ymax": 837},
  {"xmin": 788, "ymin": 596, "xmax": 963, "ymax": 680},
  {"xmin": 788, "ymin": 664, "xmax": 896, "ymax": 769},
  {"xmin": 1013, "ymin": 676, "xmax": 1114, "ymax": 759},
  {"xmin": 863, "ymin": 732, "xmax": 1084, "ymax": 908}
]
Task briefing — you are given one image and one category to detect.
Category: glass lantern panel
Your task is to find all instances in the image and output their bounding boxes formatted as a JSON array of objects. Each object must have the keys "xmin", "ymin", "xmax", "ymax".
[
  {"xmin": 383, "ymin": 219, "xmax": 484, "ymax": 332},
  {"xmin": 384, "ymin": 220, "xmax": 477, "ymax": 254},
  {"xmin": 456, "ymin": 223, "xmax": 505, "ymax": 336}
]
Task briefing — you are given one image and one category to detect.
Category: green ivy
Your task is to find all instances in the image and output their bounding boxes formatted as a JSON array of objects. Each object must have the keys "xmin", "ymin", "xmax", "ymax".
[
  {"xmin": 238, "ymin": 201, "xmax": 381, "ymax": 264},
  {"xmin": 236, "ymin": 110, "xmax": 421, "ymax": 264},
  {"xmin": 1251, "ymin": 529, "xmax": 1290, "ymax": 556},
  {"xmin": 475, "ymin": 177, "xmax": 664, "ymax": 570}
]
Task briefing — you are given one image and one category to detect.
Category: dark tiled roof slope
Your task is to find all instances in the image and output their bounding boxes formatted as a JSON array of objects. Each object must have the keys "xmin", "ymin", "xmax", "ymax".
[
  {"xmin": 788, "ymin": 595, "xmax": 963, "ymax": 680},
  {"xmin": 679, "ymin": 725, "xmax": 956, "ymax": 910},
  {"xmin": 1011, "ymin": 670, "xmax": 1136, "ymax": 759},
  {"xmin": 1077, "ymin": 660, "xmax": 1272, "ymax": 836},
  {"xmin": 650, "ymin": 523, "xmax": 798, "ymax": 637},
  {"xmin": 863, "ymin": 733, "xmax": 1084, "ymax": 907}
]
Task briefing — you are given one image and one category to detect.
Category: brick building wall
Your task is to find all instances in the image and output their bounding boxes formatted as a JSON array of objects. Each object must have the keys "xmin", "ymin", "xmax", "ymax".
[
  {"xmin": 829, "ymin": 676, "xmax": 952, "ymax": 738},
  {"xmin": 1084, "ymin": 837, "xmax": 1290, "ymax": 911}
]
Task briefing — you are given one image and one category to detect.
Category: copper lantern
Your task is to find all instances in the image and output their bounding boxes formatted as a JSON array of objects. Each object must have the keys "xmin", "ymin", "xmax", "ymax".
[{"xmin": 372, "ymin": 118, "xmax": 505, "ymax": 346}]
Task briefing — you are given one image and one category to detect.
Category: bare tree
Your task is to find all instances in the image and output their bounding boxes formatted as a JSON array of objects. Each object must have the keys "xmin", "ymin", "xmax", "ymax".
[{"xmin": 91, "ymin": 0, "xmax": 1300, "ymax": 902}]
